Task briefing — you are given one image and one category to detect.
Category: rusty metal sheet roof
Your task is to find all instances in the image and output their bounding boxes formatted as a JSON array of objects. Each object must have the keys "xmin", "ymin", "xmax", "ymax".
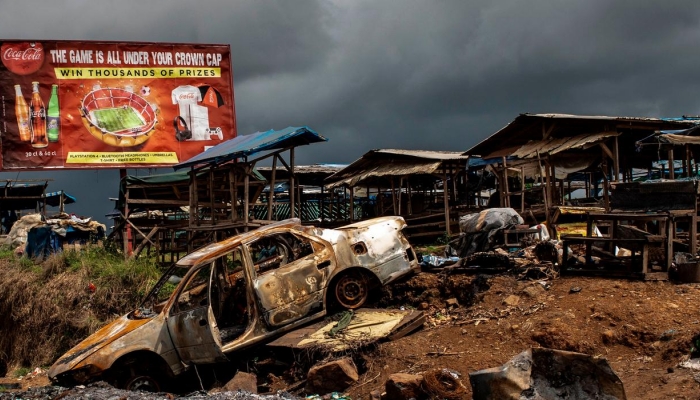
[
  {"xmin": 511, "ymin": 131, "xmax": 619, "ymax": 159},
  {"xmin": 466, "ymin": 113, "xmax": 699, "ymax": 158},
  {"xmin": 325, "ymin": 148, "xmax": 467, "ymax": 188},
  {"xmin": 371, "ymin": 149, "xmax": 469, "ymax": 160},
  {"xmin": 175, "ymin": 126, "xmax": 327, "ymax": 170}
]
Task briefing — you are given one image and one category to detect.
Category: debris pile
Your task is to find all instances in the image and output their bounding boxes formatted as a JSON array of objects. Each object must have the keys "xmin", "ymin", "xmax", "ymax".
[{"xmin": 5, "ymin": 213, "xmax": 105, "ymax": 257}]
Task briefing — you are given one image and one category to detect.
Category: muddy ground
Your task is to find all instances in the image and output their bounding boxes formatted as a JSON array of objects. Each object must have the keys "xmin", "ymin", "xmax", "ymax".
[{"xmin": 3, "ymin": 270, "xmax": 700, "ymax": 399}]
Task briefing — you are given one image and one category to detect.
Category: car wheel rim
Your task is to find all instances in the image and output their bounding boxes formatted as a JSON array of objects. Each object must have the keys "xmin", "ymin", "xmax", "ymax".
[
  {"xmin": 127, "ymin": 375, "xmax": 160, "ymax": 392},
  {"xmin": 336, "ymin": 274, "xmax": 368, "ymax": 309}
]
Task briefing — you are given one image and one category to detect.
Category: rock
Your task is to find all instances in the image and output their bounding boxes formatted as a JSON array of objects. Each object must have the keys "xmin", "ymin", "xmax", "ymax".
[
  {"xmin": 502, "ymin": 295, "xmax": 520, "ymax": 307},
  {"xmin": 370, "ymin": 390, "xmax": 382, "ymax": 399},
  {"xmin": 522, "ymin": 284, "xmax": 545, "ymax": 298},
  {"xmin": 385, "ymin": 373, "xmax": 425, "ymax": 400},
  {"xmin": 418, "ymin": 302, "xmax": 430, "ymax": 310},
  {"xmin": 220, "ymin": 371, "xmax": 257, "ymax": 394},
  {"xmin": 602, "ymin": 330, "xmax": 616, "ymax": 345},
  {"xmin": 469, "ymin": 348, "xmax": 626, "ymax": 400},
  {"xmin": 306, "ymin": 357, "xmax": 359, "ymax": 394},
  {"xmin": 446, "ymin": 298, "xmax": 459, "ymax": 307}
]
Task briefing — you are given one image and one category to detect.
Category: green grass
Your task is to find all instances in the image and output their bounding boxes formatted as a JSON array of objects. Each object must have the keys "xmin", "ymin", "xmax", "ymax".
[
  {"xmin": 13, "ymin": 367, "xmax": 30, "ymax": 378},
  {"xmin": 93, "ymin": 106, "xmax": 144, "ymax": 132}
]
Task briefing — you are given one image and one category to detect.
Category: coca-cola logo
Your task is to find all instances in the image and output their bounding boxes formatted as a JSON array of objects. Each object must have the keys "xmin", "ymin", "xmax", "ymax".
[
  {"xmin": 1, "ymin": 42, "xmax": 44, "ymax": 75},
  {"xmin": 179, "ymin": 93, "xmax": 196, "ymax": 100}
]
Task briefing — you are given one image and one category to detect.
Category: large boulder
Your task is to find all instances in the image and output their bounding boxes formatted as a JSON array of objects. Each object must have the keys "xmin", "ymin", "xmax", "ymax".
[
  {"xmin": 469, "ymin": 348, "xmax": 626, "ymax": 400},
  {"xmin": 306, "ymin": 357, "xmax": 358, "ymax": 394}
]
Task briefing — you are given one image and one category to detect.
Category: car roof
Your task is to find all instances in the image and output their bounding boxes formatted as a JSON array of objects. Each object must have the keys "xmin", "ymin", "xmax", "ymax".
[{"xmin": 175, "ymin": 218, "xmax": 302, "ymax": 267}]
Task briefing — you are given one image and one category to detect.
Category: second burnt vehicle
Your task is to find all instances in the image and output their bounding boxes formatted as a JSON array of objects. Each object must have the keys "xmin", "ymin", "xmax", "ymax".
[{"xmin": 49, "ymin": 216, "xmax": 419, "ymax": 392}]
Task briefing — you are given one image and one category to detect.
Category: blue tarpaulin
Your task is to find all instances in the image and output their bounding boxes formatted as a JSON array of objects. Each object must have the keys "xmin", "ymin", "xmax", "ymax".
[
  {"xmin": 44, "ymin": 191, "xmax": 76, "ymax": 207},
  {"xmin": 175, "ymin": 126, "xmax": 327, "ymax": 170}
]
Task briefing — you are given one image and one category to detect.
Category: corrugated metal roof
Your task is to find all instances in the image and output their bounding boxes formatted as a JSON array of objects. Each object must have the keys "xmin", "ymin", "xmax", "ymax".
[
  {"xmin": 372, "ymin": 149, "xmax": 469, "ymax": 160},
  {"xmin": 326, "ymin": 160, "xmax": 444, "ymax": 188},
  {"xmin": 511, "ymin": 131, "xmax": 619, "ymax": 159},
  {"xmin": 325, "ymin": 148, "xmax": 466, "ymax": 188},
  {"xmin": 175, "ymin": 126, "xmax": 327, "ymax": 170},
  {"xmin": 466, "ymin": 113, "xmax": 699, "ymax": 158},
  {"xmin": 257, "ymin": 164, "xmax": 347, "ymax": 175}
]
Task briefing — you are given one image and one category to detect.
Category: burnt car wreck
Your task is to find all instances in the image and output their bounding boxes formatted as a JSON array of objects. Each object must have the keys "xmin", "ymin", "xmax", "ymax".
[{"xmin": 48, "ymin": 216, "xmax": 419, "ymax": 391}]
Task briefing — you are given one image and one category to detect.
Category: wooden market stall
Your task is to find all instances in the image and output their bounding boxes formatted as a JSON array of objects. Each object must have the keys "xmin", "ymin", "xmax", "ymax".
[
  {"xmin": 114, "ymin": 126, "xmax": 328, "ymax": 262},
  {"xmin": 324, "ymin": 149, "xmax": 469, "ymax": 240}
]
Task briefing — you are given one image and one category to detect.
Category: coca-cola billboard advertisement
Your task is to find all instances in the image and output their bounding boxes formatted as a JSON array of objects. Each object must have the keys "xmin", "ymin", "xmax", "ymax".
[{"xmin": 0, "ymin": 40, "xmax": 236, "ymax": 170}]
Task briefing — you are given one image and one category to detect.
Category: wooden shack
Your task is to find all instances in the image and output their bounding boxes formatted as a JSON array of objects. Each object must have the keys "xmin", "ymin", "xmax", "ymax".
[
  {"xmin": 114, "ymin": 126, "xmax": 328, "ymax": 263},
  {"xmin": 325, "ymin": 149, "xmax": 469, "ymax": 240}
]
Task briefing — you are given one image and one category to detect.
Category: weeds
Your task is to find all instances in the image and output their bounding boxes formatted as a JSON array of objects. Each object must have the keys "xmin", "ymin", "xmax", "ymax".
[
  {"xmin": 0, "ymin": 245, "xmax": 164, "ymax": 368},
  {"xmin": 12, "ymin": 367, "xmax": 30, "ymax": 378}
]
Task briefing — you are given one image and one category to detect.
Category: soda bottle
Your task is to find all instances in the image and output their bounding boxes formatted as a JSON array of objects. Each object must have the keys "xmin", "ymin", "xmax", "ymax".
[
  {"xmin": 14, "ymin": 85, "xmax": 30, "ymax": 142},
  {"xmin": 30, "ymin": 81, "xmax": 48, "ymax": 148},
  {"xmin": 47, "ymin": 84, "xmax": 60, "ymax": 142}
]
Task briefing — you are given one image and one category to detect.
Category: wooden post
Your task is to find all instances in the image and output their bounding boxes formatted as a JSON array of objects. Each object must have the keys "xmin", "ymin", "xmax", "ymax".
[
  {"xmin": 544, "ymin": 161, "xmax": 552, "ymax": 237},
  {"xmin": 443, "ymin": 170, "xmax": 451, "ymax": 235},
  {"xmin": 398, "ymin": 177, "xmax": 403, "ymax": 215},
  {"xmin": 407, "ymin": 179, "xmax": 413, "ymax": 215},
  {"xmin": 209, "ymin": 170, "xmax": 215, "ymax": 225},
  {"xmin": 244, "ymin": 167, "xmax": 250, "ymax": 231},
  {"xmin": 192, "ymin": 167, "xmax": 200, "ymax": 226},
  {"xmin": 521, "ymin": 167, "xmax": 525, "ymax": 213},
  {"xmin": 232, "ymin": 167, "xmax": 238, "ymax": 220},
  {"xmin": 268, "ymin": 155, "xmax": 277, "ymax": 221},
  {"xmin": 668, "ymin": 149, "xmax": 675, "ymax": 180},
  {"xmin": 229, "ymin": 168, "xmax": 235, "ymax": 221},
  {"xmin": 329, "ymin": 188, "xmax": 335, "ymax": 222},
  {"xmin": 686, "ymin": 145, "xmax": 691, "ymax": 178},
  {"xmin": 613, "ymin": 136, "xmax": 620, "ymax": 182},
  {"xmin": 349, "ymin": 186, "xmax": 355, "ymax": 221},
  {"xmin": 289, "ymin": 148, "xmax": 296, "ymax": 218},
  {"xmin": 121, "ymin": 169, "xmax": 132, "ymax": 257},
  {"xmin": 59, "ymin": 191, "xmax": 64, "ymax": 213},
  {"xmin": 391, "ymin": 178, "xmax": 397, "ymax": 215},
  {"xmin": 502, "ymin": 157, "xmax": 510, "ymax": 208},
  {"xmin": 601, "ymin": 161, "xmax": 610, "ymax": 212},
  {"xmin": 320, "ymin": 185, "xmax": 325, "ymax": 223}
]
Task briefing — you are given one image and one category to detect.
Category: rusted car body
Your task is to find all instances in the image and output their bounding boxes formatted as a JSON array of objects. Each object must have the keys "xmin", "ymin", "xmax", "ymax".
[{"xmin": 49, "ymin": 216, "xmax": 419, "ymax": 391}]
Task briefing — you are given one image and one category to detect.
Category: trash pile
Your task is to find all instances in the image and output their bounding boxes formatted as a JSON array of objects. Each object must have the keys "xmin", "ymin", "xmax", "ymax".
[
  {"xmin": 4, "ymin": 213, "xmax": 106, "ymax": 258},
  {"xmin": 420, "ymin": 208, "xmax": 565, "ymax": 281}
]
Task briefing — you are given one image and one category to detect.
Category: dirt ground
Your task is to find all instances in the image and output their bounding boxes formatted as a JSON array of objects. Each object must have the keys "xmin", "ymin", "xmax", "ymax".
[
  {"xmin": 344, "ymin": 272, "xmax": 700, "ymax": 399},
  {"xmin": 3, "ymin": 271, "xmax": 700, "ymax": 399}
]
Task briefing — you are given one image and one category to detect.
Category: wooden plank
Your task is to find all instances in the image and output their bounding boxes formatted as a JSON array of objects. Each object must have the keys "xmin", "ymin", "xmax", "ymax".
[
  {"xmin": 388, "ymin": 310, "xmax": 426, "ymax": 341},
  {"xmin": 132, "ymin": 227, "xmax": 159, "ymax": 259}
]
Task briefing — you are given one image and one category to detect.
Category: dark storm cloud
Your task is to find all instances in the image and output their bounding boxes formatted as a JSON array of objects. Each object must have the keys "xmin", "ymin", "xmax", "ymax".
[{"xmin": 2, "ymin": 0, "xmax": 700, "ymax": 222}]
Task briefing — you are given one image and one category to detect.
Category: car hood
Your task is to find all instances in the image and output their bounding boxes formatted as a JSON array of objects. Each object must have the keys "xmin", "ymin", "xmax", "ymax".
[{"xmin": 48, "ymin": 313, "xmax": 152, "ymax": 379}]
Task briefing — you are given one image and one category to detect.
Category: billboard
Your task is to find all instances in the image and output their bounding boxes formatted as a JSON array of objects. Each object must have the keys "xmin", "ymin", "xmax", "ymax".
[{"xmin": 0, "ymin": 40, "xmax": 236, "ymax": 170}]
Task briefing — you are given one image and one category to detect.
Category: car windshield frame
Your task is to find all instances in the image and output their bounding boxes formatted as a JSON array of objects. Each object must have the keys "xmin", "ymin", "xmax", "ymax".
[{"xmin": 133, "ymin": 263, "xmax": 192, "ymax": 319}]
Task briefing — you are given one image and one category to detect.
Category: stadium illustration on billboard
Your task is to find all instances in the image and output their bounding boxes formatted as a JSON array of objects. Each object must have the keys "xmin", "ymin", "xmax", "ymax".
[{"xmin": 80, "ymin": 86, "xmax": 157, "ymax": 147}]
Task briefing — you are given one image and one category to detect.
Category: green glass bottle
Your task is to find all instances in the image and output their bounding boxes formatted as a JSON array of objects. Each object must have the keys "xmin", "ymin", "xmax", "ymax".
[{"xmin": 47, "ymin": 84, "xmax": 59, "ymax": 142}]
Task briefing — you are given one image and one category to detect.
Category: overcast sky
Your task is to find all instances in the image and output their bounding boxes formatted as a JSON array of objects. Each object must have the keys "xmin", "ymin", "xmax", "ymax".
[{"xmin": 2, "ymin": 0, "xmax": 700, "ymax": 224}]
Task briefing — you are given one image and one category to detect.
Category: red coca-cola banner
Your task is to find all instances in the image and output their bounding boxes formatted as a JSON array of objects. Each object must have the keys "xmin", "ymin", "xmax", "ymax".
[{"xmin": 0, "ymin": 40, "xmax": 236, "ymax": 170}]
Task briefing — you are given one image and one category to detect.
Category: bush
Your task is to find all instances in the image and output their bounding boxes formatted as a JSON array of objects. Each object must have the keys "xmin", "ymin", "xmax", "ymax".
[{"xmin": 0, "ymin": 246, "xmax": 164, "ymax": 370}]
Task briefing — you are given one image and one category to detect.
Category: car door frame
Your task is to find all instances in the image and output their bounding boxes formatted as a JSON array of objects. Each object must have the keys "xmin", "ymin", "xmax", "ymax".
[
  {"xmin": 242, "ymin": 228, "xmax": 335, "ymax": 329},
  {"xmin": 165, "ymin": 260, "xmax": 228, "ymax": 365}
]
